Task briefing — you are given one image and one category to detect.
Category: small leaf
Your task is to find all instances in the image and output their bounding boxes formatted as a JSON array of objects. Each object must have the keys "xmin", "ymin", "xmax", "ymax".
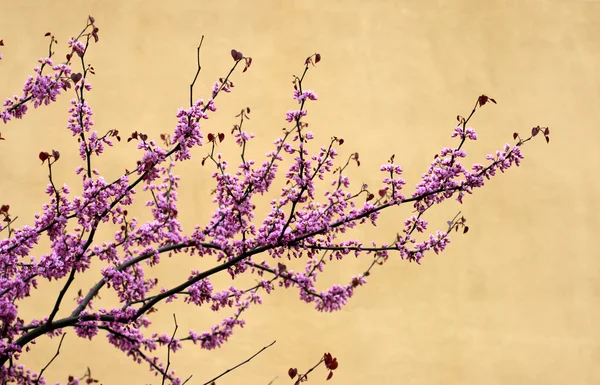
[
  {"xmin": 39, "ymin": 151, "xmax": 49, "ymax": 164},
  {"xmin": 338, "ymin": 138, "xmax": 344, "ymax": 145},
  {"xmin": 489, "ymin": 98, "xmax": 497, "ymax": 104},
  {"xmin": 513, "ymin": 132, "xmax": 518, "ymax": 140},
  {"xmin": 88, "ymin": 15, "xmax": 95, "ymax": 24},
  {"xmin": 367, "ymin": 193, "xmax": 374, "ymax": 201},
  {"xmin": 531, "ymin": 126, "xmax": 539, "ymax": 137},
  {"xmin": 52, "ymin": 149, "xmax": 60, "ymax": 160},
  {"xmin": 329, "ymin": 358, "xmax": 338, "ymax": 370},
  {"xmin": 70, "ymin": 73, "xmax": 82, "ymax": 83},
  {"xmin": 478, "ymin": 95, "xmax": 489, "ymax": 107},
  {"xmin": 218, "ymin": 133, "xmax": 225, "ymax": 143},
  {"xmin": 231, "ymin": 49, "xmax": 243, "ymax": 61},
  {"xmin": 544, "ymin": 127, "xmax": 550, "ymax": 135},
  {"xmin": 463, "ymin": 226, "xmax": 469, "ymax": 234},
  {"xmin": 45, "ymin": 32, "xmax": 51, "ymax": 37},
  {"xmin": 0, "ymin": 40, "xmax": 4, "ymax": 46},
  {"xmin": 288, "ymin": 368, "xmax": 298, "ymax": 379},
  {"xmin": 208, "ymin": 133, "xmax": 214, "ymax": 142},
  {"xmin": 378, "ymin": 189, "xmax": 386, "ymax": 197},
  {"xmin": 327, "ymin": 371, "xmax": 333, "ymax": 381},
  {"xmin": 315, "ymin": 53, "xmax": 321, "ymax": 63},
  {"xmin": 545, "ymin": 136, "xmax": 550, "ymax": 144}
]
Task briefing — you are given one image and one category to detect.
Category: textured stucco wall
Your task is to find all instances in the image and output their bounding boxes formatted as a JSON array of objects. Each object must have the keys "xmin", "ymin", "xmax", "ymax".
[{"xmin": 1, "ymin": 1, "xmax": 599, "ymax": 384}]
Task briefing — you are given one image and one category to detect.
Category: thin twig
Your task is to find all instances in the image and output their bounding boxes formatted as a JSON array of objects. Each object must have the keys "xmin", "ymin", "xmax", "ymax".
[
  {"xmin": 202, "ymin": 340, "xmax": 276, "ymax": 385},
  {"xmin": 190, "ymin": 36, "xmax": 204, "ymax": 107},
  {"xmin": 295, "ymin": 357, "xmax": 324, "ymax": 384},
  {"xmin": 34, "ymin": 333, "xmax": 67, "ymax": 385},
  {"xmin": 162, "ymin": 314, "xmax": 179, "ymax": 385}
]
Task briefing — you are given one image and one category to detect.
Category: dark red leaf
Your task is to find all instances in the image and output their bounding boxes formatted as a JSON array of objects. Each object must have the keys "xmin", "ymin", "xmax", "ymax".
[
  {"xmin": 545, "ymin": 136, "xmax": 550, "ymax": 144},
  {"xmin": 246, "ymin": 107, "xmax": 251, "ymax": 114},
  {"xmin": 45, "ymin": 32, "xmax": 51, "ymax": 37},
  {"xmin": 531, "ymin": 126, "xmax": 539, "ymax": 137},
  {"xmin": 329, "ymin": 358, "xmax": 338, "ymax": 370},
  {"xmin": 378, "ymin": 189, "xmax": 386, "ymax": 197},
  {"xmin": 489, "ymin": 98, "xmax": 497, "ymax": 104},
  {"xmin": 315, "ymin": 53, "xmax": 321, "ymax": 63},
  {"xmin": 478, "ymin": 95, "xmax": 489, "ymax": 107},
  {"xmin": 140, "ymin": 134, "xmax": 147, "ymax": 141},
  {"xmin": 338, "ymin": 138, "xmax": 344, "ymax": 145},
  {"xmin": 52, "ymin": 150, "xmax": 60, "ymax": 160},
  {"xmin": 288, "ymin": 368, "xmax": 298, "ymax": 379},
  {"xmin": 39, "ymin": 151, "xmax": 49, "ymax": 163},
  {"xmin": 513, "ymin": 132, "xmax": 518, "ymax": 140},
  {"xmin": 544, "ymin": 127, "xmax": 550, "ymax": 135},
  {"xmin": 367, "ymin": 193, "xmax": 374, "ymax": 201},
  {"xmin": 463, "ymin": 226, "xmax": 469, "ymax": 234},
  {"xmin": 88, "ymin": 15, "xmax": 95, "ymax": 24},
  {"xmin": 70, "ymin": 73, "xmax": 82, "ymax": 83},
  {"xmin": 327, "ymin": 371, "xmax": 333, "ymax": 381},
  {"xmin": 231, "ymin": 49, "xmax": 243, "ymax": 61},
  {"xmin": 207, "ymin": 133, "xmax": 214, "ymax": 142},
  {"xmin": 0, "ymin": 40, "xmax": 4, "ymax": 46},
  {"xmin": 218, "ymin": 133, "xmax": 225, "ymax": 143}
]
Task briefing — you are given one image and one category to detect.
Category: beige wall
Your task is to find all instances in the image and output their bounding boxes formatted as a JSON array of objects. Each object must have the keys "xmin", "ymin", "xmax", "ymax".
[{"xmin": 1, "ymin": 1, "xmax": 599, "ymax": 384}]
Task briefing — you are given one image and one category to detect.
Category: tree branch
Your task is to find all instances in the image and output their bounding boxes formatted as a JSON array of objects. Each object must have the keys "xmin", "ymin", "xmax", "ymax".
[{"xmin": 202, "ymin": 340, "xmax": 276, "ymax": 385}]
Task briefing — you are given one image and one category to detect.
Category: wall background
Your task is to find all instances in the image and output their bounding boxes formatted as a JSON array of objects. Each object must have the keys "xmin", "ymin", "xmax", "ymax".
[{"xmin": 1, "ymin": 1, "xmax": 598, "ymax": 384}]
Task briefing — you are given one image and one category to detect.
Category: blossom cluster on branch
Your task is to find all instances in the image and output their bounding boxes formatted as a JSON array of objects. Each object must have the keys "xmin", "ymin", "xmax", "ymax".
[{"xmin": 0, "ymin": 17, "xmax": 549, "ymax": 385}]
